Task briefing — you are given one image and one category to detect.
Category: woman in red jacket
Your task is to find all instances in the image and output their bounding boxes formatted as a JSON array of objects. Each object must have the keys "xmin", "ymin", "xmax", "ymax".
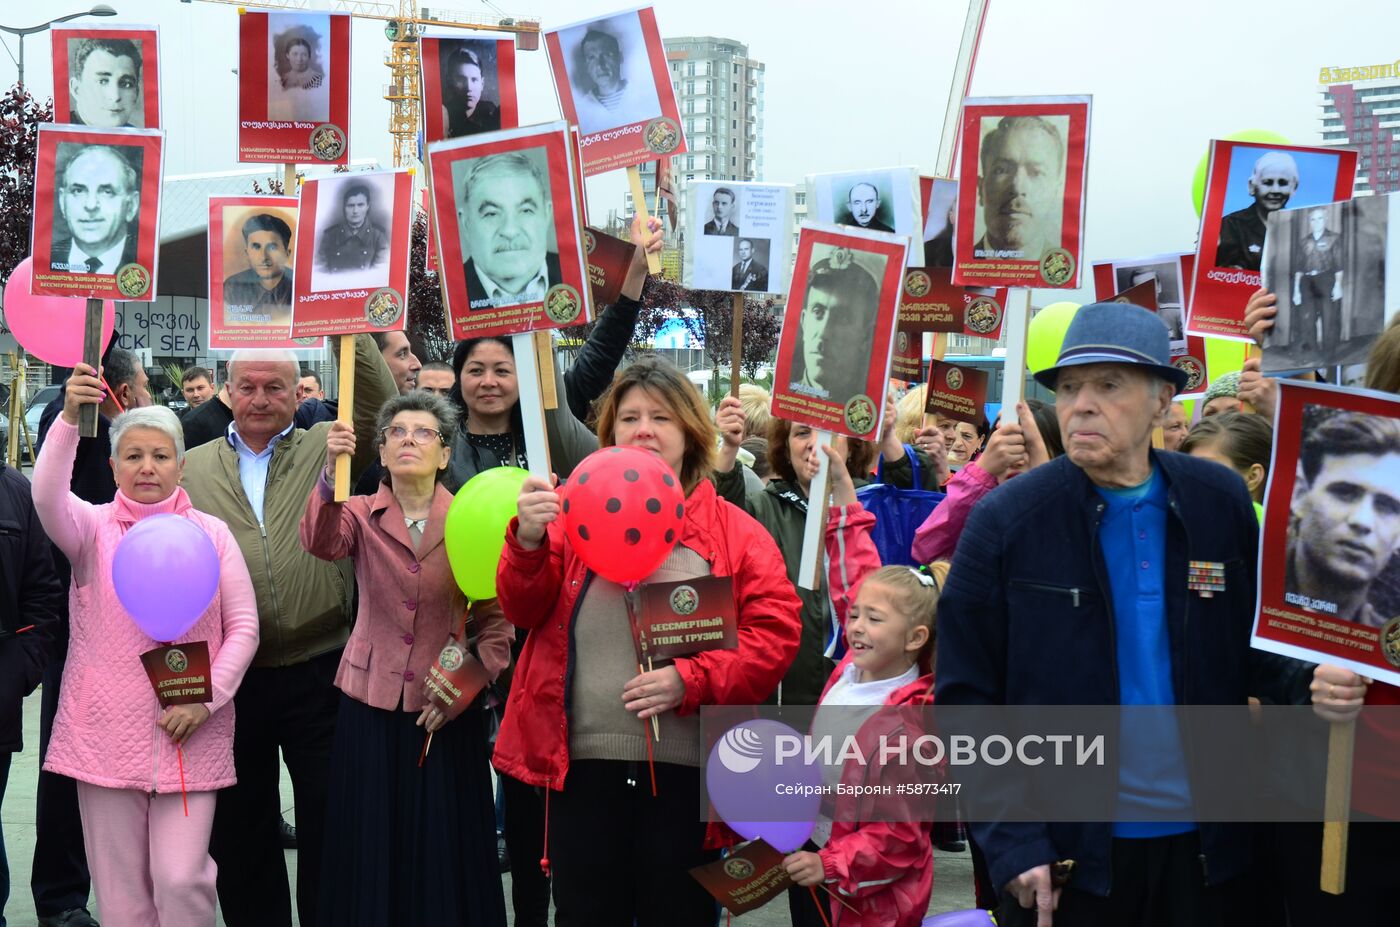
[{"xmin": 496, "ymin": 355, "xmax": 802, "ymax": 927}]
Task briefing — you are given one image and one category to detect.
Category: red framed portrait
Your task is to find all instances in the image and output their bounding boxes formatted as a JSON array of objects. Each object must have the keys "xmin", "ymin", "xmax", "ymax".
[
  {"xmin": 771, "ymin": 223, "xmax": 909, "ymax": 440},
  {"xmin": 238, "ymin": 10, "xmax": 351, "ymax": 165},
  {"xmin": 420, "ymin": 33, "xmax": 517, "ymax": 145},
  {"xmin": 427, "ymin": 121, "xmax": 591, "ymax": 341},
  {"xmin": 1188, "ymin": 141, "xmax": 1357, "ymax": 341},
  {"xmin": 52, "ymin": 24, "xmax": 161, "ymax": 130},
  {"xmin": 30, "ymin": 124, "xmax": 164, "ymax": 302},
  {"xmin": 1253, "ymin": 380, "xmax": 1400, "ymax": 687},
  {"xmin": 952, "ymin": 95, "xmax": 1091, "ymax": 290},
  {"xmin": 290, "ymin": 169, "xmax": 413, "ymax": 339},
  {"xmin": 208, "ymin": 195, "xmax": 324, "ymax": 350},
  {"xmin": 544, "ymin": 6, "xmax": 687, "ymax": 177}
]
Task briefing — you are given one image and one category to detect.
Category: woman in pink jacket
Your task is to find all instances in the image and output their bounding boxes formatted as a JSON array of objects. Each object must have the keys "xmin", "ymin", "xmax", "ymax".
[{"xmin": 31, "ymin": 364, "xmax": 260, "ymax": 927}]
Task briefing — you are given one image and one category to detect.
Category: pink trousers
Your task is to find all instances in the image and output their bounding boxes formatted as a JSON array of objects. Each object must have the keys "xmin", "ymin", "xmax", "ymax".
[{"xmin": 75, "ymin": 781, "xmax": 219, "ymax": 927}]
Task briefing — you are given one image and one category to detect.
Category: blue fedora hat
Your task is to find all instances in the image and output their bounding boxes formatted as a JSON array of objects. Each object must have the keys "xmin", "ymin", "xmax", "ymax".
[{"xmin": 1032, "ymin": 302, "xmax": 1189, "ymax": 393}]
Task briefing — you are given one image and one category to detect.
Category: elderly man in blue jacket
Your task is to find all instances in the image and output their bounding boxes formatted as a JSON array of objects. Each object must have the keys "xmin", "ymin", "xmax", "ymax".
[{"xmin": 936, "ymin": 302, "xmax": 1263, "ymax": 926}]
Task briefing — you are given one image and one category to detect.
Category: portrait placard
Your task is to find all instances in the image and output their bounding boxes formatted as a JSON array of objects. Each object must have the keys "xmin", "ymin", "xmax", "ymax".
[
  {"xmin": 924, "ymin": 360, "xmax": 989, "ymax": 425},
  {"xmin": 688, "ymin": 839, "xmax": 790, "ymax": 916},
  {"xmin": 807, "ymin": 167, "xmax": 922, "ymax": 268},
  {"xmin": 427, "ymin": 122, "xmax": 591, "ymax": 341},
  {"xmin": 683, "ymin": 181, "xmax": 794, "ymax": 294},
  {"xmin": 419, "ymin": 33, "xmax": 517, "ymax": 144},
  {"xmin": 771, "ymin": 223, "xmax": 909, "ymax": 440},
  {"xmin": 208, "ymin": 195, "xmax": 318, "ymax": 350},
  {"xmin": 290, "ymin": 169, "xmax": 412, "ymax": 338},
  {"xmin": 238, "ymin": 10, "xmax": 351, "ymax": 165},
  {"xmin": 140, "ymin": 641, "xmax": 212, "ymax": 707},
  {"xmin": 952, "ymin": 95, "xmax": 1091, "ymax": 290},
  {"xmin": 917, "ymin": 176, "xmax": 958, "ymax": 269},
  {"xmin": 52, "ymin": 25, "xmax": 161, "ymax": 130},
  {"xmin": 1188, "ymin": 141, "xmax": 1357, "ymax": 341},
  {"xmin": 1093, "ymin": 252, "xmax": 1190, "ymax": 354},
  {"xmin": 899, "ymin": 266, "xmax": 1008, "ymax": 338},
  {"xmin": 1252, "ymin": 380, "xmax": 1400, "ymax": 687},
  {"xmin": 636, "ymin": 576, "xmax": 738, "ymax": 660},
  {"xmin": 544, "ymin": 6, "xmax": 687, "ymax": 176},
  {"xmin": 1260, "ymin": 193, "xmax": 1400, "ymax": 374},
  {"xmin": 30, "ymin": 124, "xmax": 164, "ymax": 302}
]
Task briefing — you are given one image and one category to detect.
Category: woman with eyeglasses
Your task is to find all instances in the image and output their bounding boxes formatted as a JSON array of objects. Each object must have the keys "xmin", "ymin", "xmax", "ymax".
[{"xmin": 300, "ymin": 391, "xmax": 514, "ymax": 926}]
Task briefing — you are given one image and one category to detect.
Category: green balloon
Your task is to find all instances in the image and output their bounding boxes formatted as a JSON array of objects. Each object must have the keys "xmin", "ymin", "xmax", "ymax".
[
  {"xmin": 444, "ymin": 466, "xmax": 531, "ymax": 600},
  {"xmin": 1026, "ymin": 301, "xmax": 1080, "ymax": 374},
  {"xmin": 1191, "ymin": 129, "xmax": 1291, "ymax": 218}
]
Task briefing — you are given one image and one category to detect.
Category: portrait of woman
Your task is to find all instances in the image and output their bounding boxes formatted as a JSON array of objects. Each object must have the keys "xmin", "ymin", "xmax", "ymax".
[{"xmin": 267, "ymin": 15, "xmax": 330, "ymax": 121}]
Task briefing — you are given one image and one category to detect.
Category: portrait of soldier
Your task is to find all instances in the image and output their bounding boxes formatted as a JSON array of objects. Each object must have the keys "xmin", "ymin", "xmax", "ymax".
[
  {"xmin": 732, "ymin": 238, "xmax": 768, "ymax": 291},
  {"xmin": 316, "ymin": 181, "xmax": 388, "ymax": 273},
  {"xmin": 973, "ymin": 115, "xmax": 1064, "ymax": 260},
  {"xmin": 704, "ymin": 187, "xmax": 739, "ymax": 236},
  {"xmin": 223, "ymin": 213, "xmax": 294, "ymax": 325},
  {"xmin": 458, "ymin": 151, "xmax": 561, "ymax": 310},
  {"xmin": 837, "ymin": 181, "xmax": 895, "ymax": 234},
  {"xmin": 51, "ymin": 144, "xmax": 141, "ymax": 275},
  {"xmin": 1129, "ymin": 267, "xmax": 1184, "ymax": 341},
  {"xmin": 441, "ymin": 43, "xmax": 500, "ymax": 138},
  {"xmin": 68, "ymin": 37, "xmax": 142, "ymax": 127},
  {"xmin": 1287, "ymin": 409, "xmax": 1400, "ymax": 627},
  {"xmin": 1217, "ymin": 150, "xmax": 1299, "ymax": 271},
  {"xmin": 789, "ymin": 249, "xmax": 880, "ymax": 402},
  {"xmin": 567, "ymin": 22, "xmax": 659, "ymax": 136},
  {"xmin": 1291, "ymin": 206, "xmax": 1345, "ymax": 355}
]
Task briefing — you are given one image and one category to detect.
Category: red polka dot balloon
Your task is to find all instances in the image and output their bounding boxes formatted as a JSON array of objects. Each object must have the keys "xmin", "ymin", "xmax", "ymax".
[{"xmin": 559, "ymin": 446, "xmax": 686, "ymax": 585}]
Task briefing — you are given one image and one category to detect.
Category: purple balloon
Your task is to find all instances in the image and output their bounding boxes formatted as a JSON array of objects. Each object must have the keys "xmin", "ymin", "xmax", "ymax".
[
  {"xmin": 112, "ymin": 514, "xmax": 221, "ymax": 642},
  {"xmin": 706, "ymin": 719, "xmax": 824, "ymax": 854},
  {"xmin": 923, "ymin": 911, "xmax": 997, "ymax": 927}
]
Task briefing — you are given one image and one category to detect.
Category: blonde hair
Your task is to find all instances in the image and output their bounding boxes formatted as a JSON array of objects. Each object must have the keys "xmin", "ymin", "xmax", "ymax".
[
  {"xmin": 860, "ymin": 561, "xmax": 949, "ymax": 674},
  {"xmin": 1364, "ymin": 314, "xmax": 1400, "ymax": 394},
  {"xmin": 895, "ymin": 385, "xmax": 927, "ymax": 446},
  {"xmin": 736, "ymin": 383, "xmax": 771, "ymax": 438}
]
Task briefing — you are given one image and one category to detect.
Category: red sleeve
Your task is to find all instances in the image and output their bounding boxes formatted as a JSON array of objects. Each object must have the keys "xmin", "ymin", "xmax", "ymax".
[
  {"xmin": 674, "ymin": 511, "xmax": 801, "ymax": 713},
  {"xmin": 910, "ymin": 461, "xmax": 996, "ymax": 565},
  {"xmin": 495, "ymin": 516, "xmax": 566, "ymax": 631},
  {"xmin": 818, "ymin": 820, "xmax": 930, "ymax": 899},
  {"xmin": 825, "ymin": 502, "xmax": 880, "ymax": 632}
]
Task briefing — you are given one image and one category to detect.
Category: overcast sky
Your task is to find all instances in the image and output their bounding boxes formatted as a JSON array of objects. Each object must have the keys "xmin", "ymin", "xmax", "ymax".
[{"xmin": 4, "ymin": 0, "xmax": 1395, "ymax": 305}]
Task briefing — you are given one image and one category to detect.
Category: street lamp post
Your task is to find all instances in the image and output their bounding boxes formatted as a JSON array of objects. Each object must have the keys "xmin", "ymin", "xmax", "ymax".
[{"xmin": 0, "ymin": 4, "xmax": 117, "ymax": 86}]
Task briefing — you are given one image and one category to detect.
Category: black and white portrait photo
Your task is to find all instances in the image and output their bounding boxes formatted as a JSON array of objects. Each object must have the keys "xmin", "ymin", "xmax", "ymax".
[
  {"xmin": 1114, "ymin": 259, "xmax": 1185, "ymax": 345},
  {"xmin": 1263, "ymin": 195, "xmax": 1397, "ymax": 373},
  {"xmin": 808, "ymin": 167, "xmax": 920, "ymax": 266},
  {"xmin": 65, "ymin": 37, "xmax": 144, "ymax": 128},
  {"xmin": 267, "ymin": 13, "xmax": 330, "ymax": 122},
  {"xmin": 922, "ymin": 177, "xmax": 957, "ymax": 268},
  {"xmin": 450, "ymin": 148, "xmax": 561, "ymax": 311},
  {"xmin": 440, "ymin": 39, "xmax": 501, "ymax": 137},
  {"xmin": 704, "ymin": 186, "xmax": 740, "ymax": 236},
  {"xmin": 837, "ymin": 179, "xmax": 895, "ymax": 234},
  {"xmin": 732, "ymin": 238, "xmax": 769, "ymax": 292},
  {"xmin": 683, "ymin": 180, "xmax": 793, "ymax": 294},
  {"xmin": 557, "ymin": 12, "xmax": 661, "ymax": 136},
  {"xmin": 50, "ymin": 142, "xmax": 142, "ymax": 275},
  {"xmin": 972, "ymin": 115, "xmax": 1067, "ymax": 261},
  {"xmin": 788, "ymin": 245, "xmax": 886, "ymax": 403},
  {"xmin": 310, "ymin": 172, "xmax": 393, "ymax": 291}
]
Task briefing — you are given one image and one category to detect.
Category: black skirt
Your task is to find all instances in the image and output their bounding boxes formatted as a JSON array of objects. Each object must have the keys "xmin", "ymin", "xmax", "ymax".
[{"xmin": 319, "ymin": 693, "xmax": 507, "ymax": 927}]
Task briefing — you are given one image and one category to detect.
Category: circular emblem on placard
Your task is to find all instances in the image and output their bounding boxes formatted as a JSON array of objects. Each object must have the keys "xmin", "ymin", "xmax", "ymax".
[
  {"xmin": 643, "ymin": 117, "xmax": 682, "ymax": 154},
  {"xmin": 1039, "ymin": 248, "xmax": 1075, "ymax": 286},
  {"xmin": 293, "ymin": 336, "xmax": 320, "ymax": 346},
  {"xmin": 365, "ymin": 288, "xmax": 404, "ymax": 327},
  {"xmin": 584, "ymin": 229, "xmax": 597, "ymax": 255},
  {"xmin": 896, "ymin": 330, "xmax": 910, "ymax": 354},
  {"xmin": 945, "ymin": 367, "xmax": 964, "ymax": 391},
  {"xmin": 965, "ymin": 296, "xmax": 1002, "ymax": 335},
  {"xmin": 544, "ymin": 284, "xmax": 582, "ymax": 324},
  {"xmin": 165, "ymin": 648, "xmax": 188, "ymax": 673},
  {"xmin": 1174, "ymin": 355, "xmax": 1206, "ymax": 393},
  {"xmin": 439, "ymin": 643, "xmax": 465, "ymax": 673},
  {"xmin": 310, "ymin": 123, "xmax": 347, "ymax": 161},
  {"xmin": 670, "ymin": 584, "xmax": 699, "ymax": 616},
  {"xmin": 1380, "ymin": 616, "xmax": 1400, "ymax": 669},
  {"xmin": 904, "ymin": 270, "xmax": 932, "ymax": 298},
  {"xmin": 115, "ymin": 263, "xmax": 150, "ymax": 298},
  {"xmin": 844, "ymin": 394, "xmax": 877, "ymax": 436},
  {"xmin": 724, "ymin": 858, "xmax": 756, "ymax": 881}
]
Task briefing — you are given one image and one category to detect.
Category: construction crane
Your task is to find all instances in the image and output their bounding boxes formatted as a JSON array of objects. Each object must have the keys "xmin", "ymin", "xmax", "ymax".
[{"xmin": 187, "ymin": 0, "xmax": 540, "ymax": 167}]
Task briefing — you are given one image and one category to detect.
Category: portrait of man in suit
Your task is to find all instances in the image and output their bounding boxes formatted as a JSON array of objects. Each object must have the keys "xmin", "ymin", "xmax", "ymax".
[
  {"xmin": 732, "ymin": 238, "xmax": 768, "ymax": 291},
  {"xmin": 67, "ymin": 37, "xmax": 143, "ymax": 128},
  {"xmin": 51, "ymin": 143, "xmax": 142, "ymax": 275},
  {"xmin": 837, "ymin": 181, "xmax": 895, "ymax": 234},
  {"xmin": 458, "ymin": 151, "xmax": 561, "ymax": 311},
  {"xmin": 973, "ymin": 115, "xmax": 1064, "ymax": 260},
  {"xmin": 704, "ymin": 187, "xmax": 739, "ymax": 236}
]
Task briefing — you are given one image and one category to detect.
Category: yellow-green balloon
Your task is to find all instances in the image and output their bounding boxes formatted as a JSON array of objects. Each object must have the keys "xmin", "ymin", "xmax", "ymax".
[
  {"xmin": 1191, "ymin": 129, "xmax": 1291, "ymax": 218},
  {"xmin": 444, "ymin": 466, "xmax": 530, "ymax": 600},
  {"xmin": 1026, "ymin": 301, "xmax": 1080, "ymax": 374}
]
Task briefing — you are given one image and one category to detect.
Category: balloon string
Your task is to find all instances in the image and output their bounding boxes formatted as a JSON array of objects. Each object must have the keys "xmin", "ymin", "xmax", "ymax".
[
  {"xmin": 176, "ymin": 745, "xmax": 189, "ymax": 818},
  {"xmin": 418, "ymin": 731, "xmax": 432, "ymax": 768},
  {"xmin": 642, "ymin": 715, "xmax": 658, "ymax": 797},
  {"xmin": 101, "ymin": 377, "xmax": 125, "ymax": 413},
  {"xmin": 809, "ymin": 885, "xmax": 832, "ymax": 927}
]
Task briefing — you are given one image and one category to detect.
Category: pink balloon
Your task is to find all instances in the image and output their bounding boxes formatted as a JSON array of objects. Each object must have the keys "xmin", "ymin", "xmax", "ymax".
[{"xmin": 2, "ymin": 257, "xmax": 117, "ymax": 366}]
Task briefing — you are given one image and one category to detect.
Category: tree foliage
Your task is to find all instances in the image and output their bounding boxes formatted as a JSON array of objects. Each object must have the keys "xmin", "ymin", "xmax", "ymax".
[{"xmin": 0, "ymin": 84, "xmax": 54, "ymax": 288}]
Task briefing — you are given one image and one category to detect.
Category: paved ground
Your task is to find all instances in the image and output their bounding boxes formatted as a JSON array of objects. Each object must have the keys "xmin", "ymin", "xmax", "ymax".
[{"xmin": 3, "ymin": 687, "xmax": 977, "ymax": 926}]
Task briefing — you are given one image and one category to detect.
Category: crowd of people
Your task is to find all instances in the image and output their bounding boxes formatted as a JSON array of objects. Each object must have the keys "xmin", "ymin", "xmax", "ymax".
[{"xmin": 0, "ymin": 245, "xmax": 1395, "ymax": 927}]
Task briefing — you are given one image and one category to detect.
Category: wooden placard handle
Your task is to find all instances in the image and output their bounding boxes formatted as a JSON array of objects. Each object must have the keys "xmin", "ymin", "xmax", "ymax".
[
  {"xmin": 1239, "ymin": 344, "xmax": 1263, "ymax": 415},
  {"xmin": 626, "ymin": 165, "xmax": 663, "ymax": 275},
  {"xmin": 533, "ymin": 330, "xmax": 558, "ymax": 411},
  {"xmin": 1321, "ymin": 719, "xmax": 1355, "ymax": 895},
  {"xmin": 797, "ymin": 430, "xmax": 834, "ymax": 591},
  {"xmin": 730, "ymin": 293, "xmax": 745, "ymax": 398},
  {"xmin": 333, "ymin": 336, "xmax": 355, "ymax": 501},
  {"xmin": 512, "ymin": 332, "xmax": 552, "ymax": 482},
  {"xmin": 79, "ymin": 298, "xmax": 104, "ymax": 438}
]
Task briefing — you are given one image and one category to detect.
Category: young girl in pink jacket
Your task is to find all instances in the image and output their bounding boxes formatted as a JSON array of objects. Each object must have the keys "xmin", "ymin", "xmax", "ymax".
[{"xmin": 32, "ymin": 365, "xmax": 259, "ymax": 927}]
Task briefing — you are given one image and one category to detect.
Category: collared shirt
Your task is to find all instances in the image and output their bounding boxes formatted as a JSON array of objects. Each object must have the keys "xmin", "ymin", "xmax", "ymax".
[
  {"xmin": 472, "ymin": 260, "xmax": 550, "ymax": 307},
  {"xmin": 222, "ymin": 268, "xmax": 294, "ymax": 323},
  {"xmin": 65, "ymin": 237, "xmax": 128, "ymax": 274},
  {"xmin": 228, "ymin": 421, "xmax": 294, "ymax": 525}
]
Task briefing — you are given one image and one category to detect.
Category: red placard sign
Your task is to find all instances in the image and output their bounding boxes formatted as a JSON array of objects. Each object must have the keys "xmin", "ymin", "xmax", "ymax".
[
  {"xmin": 208, "ymin": 195, "xmax": 318, "ymax": 350},
  {"xmin": 238, "ymin": 10, "xmax": 351, "ymax": 165},
  {"xmin": 924, "ymin": 360, "xmax": 989, "ymax": 425},
  {"xmin": 419, "ymin": 34, "xmax": 518, "ymax": 144},
  {"xmin": 140, "ymin": 641, "xmax": 213, "ymax": 707},
  {"xmin": 52, "ymin": 25, "xmax": 162, "ymax": 130},
  {"xmin": 636, "ymin": 576, "xmax": 738, "ymax": 660}
]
